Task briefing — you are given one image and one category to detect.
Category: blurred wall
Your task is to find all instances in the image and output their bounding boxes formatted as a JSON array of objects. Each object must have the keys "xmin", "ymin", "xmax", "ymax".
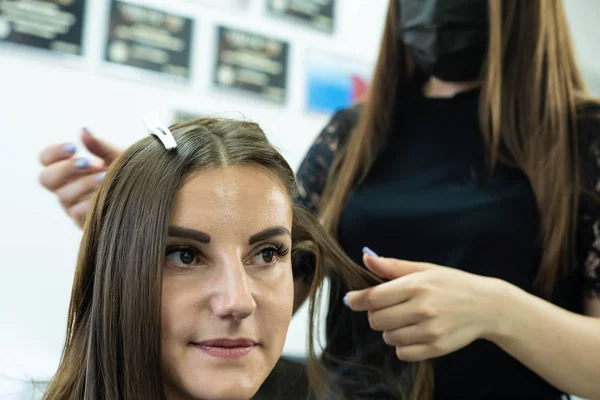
[{"xmin": 564, "ymin": 0, "xmax": 600, "ymax": 95}]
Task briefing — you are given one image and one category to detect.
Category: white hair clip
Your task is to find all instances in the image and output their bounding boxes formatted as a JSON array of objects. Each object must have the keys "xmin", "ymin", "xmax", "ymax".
[{"xmin": 143, "ymin": 112, "xmax": 177, "ymax": 150}]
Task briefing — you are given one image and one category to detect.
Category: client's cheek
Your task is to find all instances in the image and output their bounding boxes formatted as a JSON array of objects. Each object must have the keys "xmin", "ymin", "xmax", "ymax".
[
  {"xmin": 160, "ymin": 291, "xmax": 195, "ymax": 355},
  {"xmin": 261, "ymin": 282, "xmax": 294, "ymax": 342},
  {"xmin": 160, "ymin": 294, "xmax": 178, "ymax": 340}
]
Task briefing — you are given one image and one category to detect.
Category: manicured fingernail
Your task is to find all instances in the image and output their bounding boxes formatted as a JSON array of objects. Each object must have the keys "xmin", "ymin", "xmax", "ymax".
[
  {"xmin": 64, "ymin": 143, "xmax": 76, "ymax": 154},
  {"xmin": 82, "ymin": 127, "xmax": 92, "ymax": 136},
  {"xmin": 95, "ymin": 172, "xmax": 106, "ymax": 182},
  {"xmin": 343, "ymin": 294, "xmax": 349, "ymax": 306},
  {"xmin": 362, "ymin": 246, "xmax": 379, "ymax": 258},
  {"xmin": 75, "ymin": 158, "xmax": 89, "ymax": 169}
]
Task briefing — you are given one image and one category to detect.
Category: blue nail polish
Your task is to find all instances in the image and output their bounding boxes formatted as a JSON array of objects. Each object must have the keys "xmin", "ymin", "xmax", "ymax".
[
  {"xmin": 95, "ymin": 172, "xmax": 106, "ymax": 182},
  {"xmin": 343, "ymin": 294, "xmax": 349, "ymax": 306},
  {"xmin": 64, "ymin": 143, "xmax": 76, "ymax": 154},
  {"xmin": 75, "ymin": 158, "xmax": 89, "ymax": 169},
  {"xmin": 362, "ymin": 246, "xmax": 379, "ymax": 258}
]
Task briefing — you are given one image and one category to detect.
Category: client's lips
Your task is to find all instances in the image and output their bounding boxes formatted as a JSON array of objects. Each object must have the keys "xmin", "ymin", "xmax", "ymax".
[{"xmin": 192, "ymin": 338, "xmax": 257, "ymax": 359}]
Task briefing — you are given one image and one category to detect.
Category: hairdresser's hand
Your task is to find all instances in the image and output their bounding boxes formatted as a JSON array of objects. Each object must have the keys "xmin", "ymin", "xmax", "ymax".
[
  {"xmin": 345, "ymin": 252, "xmax": 508, "ymax": 362},
  {"xmin": 39, "ymin": 129, "xmax": 122, "ymax": 228}
]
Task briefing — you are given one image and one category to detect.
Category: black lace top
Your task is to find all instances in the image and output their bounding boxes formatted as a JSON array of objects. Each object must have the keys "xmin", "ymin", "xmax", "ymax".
[{"xmin": 294, "ymin": 90, "xmax": 600, "ymax": 399}]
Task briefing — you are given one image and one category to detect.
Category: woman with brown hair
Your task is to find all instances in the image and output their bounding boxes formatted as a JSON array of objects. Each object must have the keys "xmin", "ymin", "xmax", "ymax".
[
  {"xmin": 41, "ymin": 118, "xmax": 380, "ymax": 400},
  {"xmin": 38, "ymin": 0, "xmax": 600, "ymax": 399}
]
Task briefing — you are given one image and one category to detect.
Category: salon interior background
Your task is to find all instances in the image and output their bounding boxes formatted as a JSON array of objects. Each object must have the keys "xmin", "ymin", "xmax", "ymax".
[{"xmin": 1, "ymin": 0, "xmax": 600, "ymax": 393}]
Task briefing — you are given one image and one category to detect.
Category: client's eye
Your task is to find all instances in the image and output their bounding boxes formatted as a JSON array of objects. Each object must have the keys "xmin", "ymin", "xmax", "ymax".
[
  {"xmin": 249, "ymin": 244, "xmax": 289, "ymax": 268},
  {"xmin": 166, "ymin": 246, "xmax": 201, "ymax": 268},
  {"xmin": 259, "ymin": 248, "xmax": 276, "ymax": 264}
]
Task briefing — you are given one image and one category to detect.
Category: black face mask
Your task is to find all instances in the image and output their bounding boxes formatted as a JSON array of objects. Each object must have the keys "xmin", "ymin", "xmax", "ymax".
[{"xmin": 398, "ymin": 0, "xmax": 489, "ymax": 82}]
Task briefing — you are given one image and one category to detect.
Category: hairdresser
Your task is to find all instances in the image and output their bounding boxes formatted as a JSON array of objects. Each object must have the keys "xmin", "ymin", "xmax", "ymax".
[
  {"xmin": 39, "ymin": 0, "xmax": 600, "ymax": 398},
  {"xmin": 291, "ymin": 0, "xmax": 600, "ymax": 398}
]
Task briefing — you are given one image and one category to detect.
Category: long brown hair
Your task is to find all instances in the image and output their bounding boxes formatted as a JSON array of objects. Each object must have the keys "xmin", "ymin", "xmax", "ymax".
[
  {"xmin": 43, "ymin": 118, "xmax": 384, "ymax": 400},
  {"xmin": 319, "ymin": 0, "xmax": 599, "ymax": 398},
  {"xmin": 321, "ymin": 0, "xmax": 599, "ymax": 299}
]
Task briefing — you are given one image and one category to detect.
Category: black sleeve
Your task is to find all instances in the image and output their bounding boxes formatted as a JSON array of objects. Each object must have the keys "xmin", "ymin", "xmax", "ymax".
[
  {"xmin": 294, "ymin": 106, "xmax": 360, "ymax": 212},
  {"xmin": 292, "ymin": 106, "xmax": 360, "ymax": 281},
  {"xmin": 576, "ymin": 106, "xmax": 600, "ymax": 299}
]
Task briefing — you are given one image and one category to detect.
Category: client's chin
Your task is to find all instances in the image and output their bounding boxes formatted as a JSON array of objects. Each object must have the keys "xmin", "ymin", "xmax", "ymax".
[
  {"xmin": 169, "ymin": 369, "xmax": 269, "ymax": 400},
  {"xmin": 162, "ymin": 347, "xmax": 274, "ymax": 400}
]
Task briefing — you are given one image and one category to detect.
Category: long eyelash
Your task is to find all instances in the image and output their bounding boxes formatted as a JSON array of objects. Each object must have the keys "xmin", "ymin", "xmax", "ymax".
[
  {"xmin": 256, "ymin": 243, "xmax": 290, "ymax": 263},
  {"xmin": 266, "ymin": 243, "xmax": 290, "ymax": 258},
  {"xmin": 165, "ymin": 245, "xmax": 200, "ymax": 257}
]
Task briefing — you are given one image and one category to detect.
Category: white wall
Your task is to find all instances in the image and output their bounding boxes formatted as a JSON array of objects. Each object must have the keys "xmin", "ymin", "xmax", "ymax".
[
  {"xmin": 563, "ymin": 0, "xmax": 600, "ymax": 96},
  {"xmin": 0, "ymin": 0, "xmax": 388, "ymax": 389},
  {"xmin": 1, "ymin": 0, "xmax": 599, "ymax": 396}
]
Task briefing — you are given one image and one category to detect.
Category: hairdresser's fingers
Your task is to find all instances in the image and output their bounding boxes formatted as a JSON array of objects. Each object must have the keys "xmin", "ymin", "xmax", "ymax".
[
  {"xmin": 39, "ymin": 142, "xmax": 77, "ymax": 166},
  {"xmin": 394, "ymin": 344, "xmax": 436, "ymax": 362},
  {"xmin": 382, "ymin": 323, "xmax": 438, "ymax": 348},
  {"xmin": 39, "ymin": 157, "xmax": 105, "ymax": 191},
  {"xmin": 368, "ymin": 302, "xmax": 422, "ymax": 332},
  {"xmin": 81, "ymin": 129, "xmax": 122, "ymax": 164},
  {"xmin": 68, "ymin": 198, "xmax": 94, "ymax": 229},
  {"xmin": 363, "ymin": 254, "xmax": 433, "ymax": 280},
  {"xmin": 55, "ymin": 172, "xmax": 106, "ymax": 209},
  {"xmin": 345, "ymin": 275, "xmax": 421, "ymax": 312}
]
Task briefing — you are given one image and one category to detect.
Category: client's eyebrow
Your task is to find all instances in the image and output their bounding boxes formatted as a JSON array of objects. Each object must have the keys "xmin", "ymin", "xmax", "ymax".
[
  {"xmin": 248, "ymin": 226, "xmax": 291, "ymax": 245},
  {"xmin": 168, "ymin": 226, "xmax": 211, "ymax": 244}
]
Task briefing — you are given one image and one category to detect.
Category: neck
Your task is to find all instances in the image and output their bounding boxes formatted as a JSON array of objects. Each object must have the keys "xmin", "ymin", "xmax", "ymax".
[{"xmin": 423, "ymin": 76, "xmax": 481, "ymax": 98}]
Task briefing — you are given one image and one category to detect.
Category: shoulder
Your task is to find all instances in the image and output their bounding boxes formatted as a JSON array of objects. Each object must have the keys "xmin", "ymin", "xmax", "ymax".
[
  {"xmin": 314, "ymin": 104, "xmax": 363, "ymax": 150},
  {"xmin": 575, "ymin": 100, "xmax": 600, "ymax": 298},
  {"xmin": 331, "ymin": 104, "xmax": 363, "ymax": 135},
  {"xmin": 577, "ymin": 101, "xmax": 600, "ymax": 189},
  {"xmin": 300, "ymin": 103, "xmax": 364, "ymax": 170},
  {"xmin": 295, "ymin": 104, "xmax": 363, "ymax": 212},
  {"xmin": 577, "ymin": 100, "xmax": 600, "ymax": 147},
  {"xmin": 302, "ymin": 104, "xmax": 363, "ymax": 172}
]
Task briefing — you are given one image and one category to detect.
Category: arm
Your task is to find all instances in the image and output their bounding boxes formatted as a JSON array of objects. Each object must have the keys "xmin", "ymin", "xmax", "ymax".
[
  {"xmin": 345, "ymin": 251, "xmax": 600, "ymax": 399},
  {"xmin": 292, "ymin": 107, "xmax": 359, "ymax": 314},
  {"xmin": 487, "ymin": 282, "xmax": 599, "ymax": 399},
  {"xmin": 586, "ymin": 297, "xmax": 600, "ymax": 317}
]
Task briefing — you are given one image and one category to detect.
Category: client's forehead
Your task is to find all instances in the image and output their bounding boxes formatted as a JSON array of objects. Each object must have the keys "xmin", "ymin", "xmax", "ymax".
[{"xmin": 169, "ymin": 165, "xmax": 292, "ymax": 240}]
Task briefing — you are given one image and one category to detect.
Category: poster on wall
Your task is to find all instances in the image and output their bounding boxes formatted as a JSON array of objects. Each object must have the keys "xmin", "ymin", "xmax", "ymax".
[
  {"xmin": 104, "ymin": 0, "xmax": 194, "ymax": 79},
  {"xmin": 214, "ymin": 26, "xmax": 289, "ymax": 104},
  {"xmin": 266, "ymin": 0, "xmax": 335, "ymax": 33},
  {"xmin": 185, "ymin": 0, "xmax": 250, "ymax": 12},
  {"xmin": 306, "ymin": 50, "xmax": 372, "ymax": 114},
  {"xmin": 0, "ymin": 0, "xmax": 86, "ymax": 55}
]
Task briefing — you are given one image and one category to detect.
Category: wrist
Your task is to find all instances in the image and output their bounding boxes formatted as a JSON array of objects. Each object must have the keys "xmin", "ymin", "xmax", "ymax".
[{"xmin": 480, "ymin": 277, "xmax": 521, "ymax": 344}]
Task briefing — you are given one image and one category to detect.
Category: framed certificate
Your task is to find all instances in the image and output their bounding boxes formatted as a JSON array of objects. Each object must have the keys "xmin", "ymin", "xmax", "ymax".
[
  {"xmin": 214, "ymin": 26, "xmax": 289, "ymax": 104},
  {"xmin": 0, "ymin": 0, "xmax": 87, "ymax": 55},
  {"xmin": 266, "ymin": 0, "xmax": 335, "ymax": 33},
  {"xmin": 104, "ymin": 0, "xmax": 194, "ymax": 79},
  {"xmin": 185, "ymin": 0, "xmax": 250, "ymax": 12}
]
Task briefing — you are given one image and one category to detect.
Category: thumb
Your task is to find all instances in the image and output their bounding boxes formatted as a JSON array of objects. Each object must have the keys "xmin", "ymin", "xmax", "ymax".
[
  {"xmin": 81, "ymin": 128, "xmax": 122, "ymax": 164},
  {"xmin": 363, "ymin": 252, "xmax": 432, "ymax": 280}
]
